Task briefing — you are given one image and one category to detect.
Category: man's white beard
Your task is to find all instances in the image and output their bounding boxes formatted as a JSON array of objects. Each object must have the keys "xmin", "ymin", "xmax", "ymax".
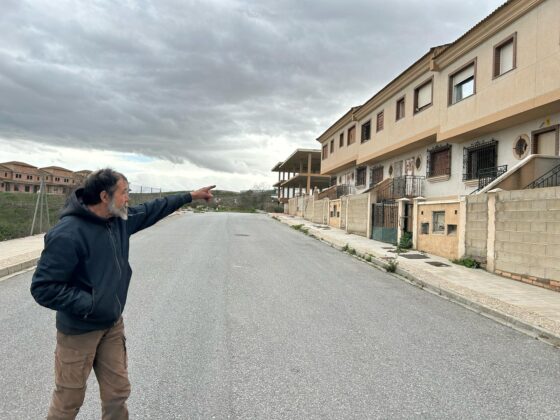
[{"xmin": 109, "ymin": 197, "xmax": 129, "ymax": 220}]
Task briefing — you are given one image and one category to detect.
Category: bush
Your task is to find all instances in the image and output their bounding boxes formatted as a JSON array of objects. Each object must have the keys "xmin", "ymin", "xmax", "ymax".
[
  {"xmin": 452, "ymin": 257, "xmax": 480, "ymax": 269},
  {"xmin": 398, "ymin": 232, "xmax": 413, "ymax": 249},
  {"xmin": 385, "ymin": 257, "xmax": 399, "ymax": 273}
]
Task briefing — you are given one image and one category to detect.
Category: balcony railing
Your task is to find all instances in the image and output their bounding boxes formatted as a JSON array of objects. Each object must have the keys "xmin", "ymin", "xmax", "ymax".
[
  {"xmin": 476, "ymin": 165, "xmax": 507, "ymax": 192},
  {"xmin": 376, "ymin": 176, "xmax": 424, "ymax": 202},
  {"xmin": 317, "ymin": 184, "xmax": 356, "ymax": 200},
  {"xmin": 525, "ymin": 164, "xmax": 560, "ymax": 189}
]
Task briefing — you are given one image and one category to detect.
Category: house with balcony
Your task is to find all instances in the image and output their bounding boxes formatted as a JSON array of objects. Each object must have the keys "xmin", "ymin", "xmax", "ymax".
[{"xmin": 316, "ymin": 0, "xmax": 560, "ymax": 250}]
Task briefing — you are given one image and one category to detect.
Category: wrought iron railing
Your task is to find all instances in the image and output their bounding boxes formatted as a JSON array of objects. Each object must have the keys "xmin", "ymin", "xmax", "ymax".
[
  {"xmin": 317, "ymin": 184, "xmax": 356, "ymax": 200},
  {"xmin": 525, "ymin": 164, "xmax": 560, "ymax": 189},
  {"xmin": 376, "ymin": 176, "xmax": 424, "ymax": 202},
  {"xmin": 476, "ymin": 165, "xmax": 507, "ymax": 191}
]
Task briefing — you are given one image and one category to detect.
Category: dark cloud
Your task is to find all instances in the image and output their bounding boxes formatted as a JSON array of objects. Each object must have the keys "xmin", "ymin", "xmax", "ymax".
[{"xmin": 0, "ymin": 0, "xmax": 504, "ymax": 174}]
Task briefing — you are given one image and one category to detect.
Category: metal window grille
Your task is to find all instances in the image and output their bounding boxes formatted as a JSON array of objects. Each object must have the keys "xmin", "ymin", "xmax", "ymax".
[
  {"xmin": 463, "ymin": 139, "xmax": 498, "ymax": 181},
  {"xmin": 356, "ymin": 167, "xmax": 367, "ymax": 186},
  {"xmin": 361, "ymin": 121, "xmax": 371, "ymax": 142},
  {"xmin": 369, "ymin": 166, "xmax": 384, "ymax": 187}
]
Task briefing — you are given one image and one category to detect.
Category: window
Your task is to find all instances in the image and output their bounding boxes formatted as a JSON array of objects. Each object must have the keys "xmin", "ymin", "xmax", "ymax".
[
  {"xmin": 421, "ymin": 223, "xmax": 429, "ymax": 234},
  {"xmin": 463, "ymin": 140, "xmax": 498, "ymax": 181},
  {"xmin": 361, "ymin": 120, "xmax": 371, "ymax": 143},
  {"xmin": 348, "ymin": 126, "xmax": 356, "ymax": 145},
  {"xmin": 376, "ymin": 111, "xmax": 384, "ymax": 132},
  {"xmin": 339, "ymin": 133, "xmax": 344, "ymax": 148},
  {"xmin": 15, "ymin": 173, "xmax": 21, "ymax": 179},
  {"xmin": 426, "ymin": 144, "xmax": 452, "ymax": 177},
  {"xmin": 356, "ymin": 167, "xmax": 366, "ymax": 186},
  {"xmin": 494, "ymin": 33, "xmax": 516, "ymax": 78},
  {"xmin": 370, "ymin": 166, "xmax": 384, "ymax": 187},
  {"xmin": 513, "ymin": 135, "xmax": 528, "ymax": 159},
  {"xmin": 27, "ymin": 175, "xmax": 33, "ymax": 180},
  {"xmin": 396, "ymin": 97, "xmax": 405, "ymax": 120},
  {"xmin": 449, "ymin": 60, "xmax": 476, "ymax": 105},
  {"xmin": 330, "ymin": 139, "xmax": 334, "ymax": 154},
  {"xmin": 25, "ymin": 185, "xmax": 30, "ymax": 192},
  {"xmin": 432, "ymin": 211, "xmax": 445, "ymax": 233},
  {"xmin": 322, "ymin": 143, "xmax": 328, "ymax": 160},
  {"xmin": 414, "ymin": 78, "xmax": 433, "ymax": 113}
]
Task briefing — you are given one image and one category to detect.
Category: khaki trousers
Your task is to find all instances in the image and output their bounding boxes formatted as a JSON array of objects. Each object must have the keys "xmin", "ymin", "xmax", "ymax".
[{"xmin": 47, "ymin": 317, "xmax": 131, "ymax": 420}]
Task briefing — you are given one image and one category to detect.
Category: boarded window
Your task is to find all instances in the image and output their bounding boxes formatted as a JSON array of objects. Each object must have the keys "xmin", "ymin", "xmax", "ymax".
[
  {"xmin": 376, "ymin": 111, "xmax": 384, "ymax": 132},
  {"xmin": 427, "ymin": 145, "xmax": 451, "ymax": 177},
  {"xmin": 348, "ymin": 126, "xmax": 356, "ymax": 145},
  {"xmin": 396, "ymin": 97, "xmax": 405, "ymax": 120}
]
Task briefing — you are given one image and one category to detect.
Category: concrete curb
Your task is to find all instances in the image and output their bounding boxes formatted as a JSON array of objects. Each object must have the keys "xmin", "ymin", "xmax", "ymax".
[
  {"xmin": 0, "ymin": 258, "xmax": 39, "ymax": 280},
  {"xmin": 272, "ymin": 214, "xmax": 560, "ymax": 348}
]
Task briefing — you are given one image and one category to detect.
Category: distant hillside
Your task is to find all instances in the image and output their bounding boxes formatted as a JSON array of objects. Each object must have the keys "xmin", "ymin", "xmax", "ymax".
[{"xmin": 0, "ymin": 189, "xmax": 281, "ymax": 241}]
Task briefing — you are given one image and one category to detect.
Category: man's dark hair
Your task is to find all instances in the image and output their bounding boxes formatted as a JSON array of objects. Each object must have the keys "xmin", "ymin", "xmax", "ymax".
[{"xmin": 82, "ymin": 168, "xmax": 128, "ymax": 205}]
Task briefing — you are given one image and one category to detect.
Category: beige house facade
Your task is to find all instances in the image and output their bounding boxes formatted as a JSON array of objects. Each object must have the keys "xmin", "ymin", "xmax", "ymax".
[{"xmin": 320, "ymin": 0, "xmax": 559, "ymax": 201}]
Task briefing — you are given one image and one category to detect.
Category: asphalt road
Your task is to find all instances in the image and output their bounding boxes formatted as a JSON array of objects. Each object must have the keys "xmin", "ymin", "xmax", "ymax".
[{"xmin": 1, "ymin": 212, "xmax": 559, "ymax": 419}]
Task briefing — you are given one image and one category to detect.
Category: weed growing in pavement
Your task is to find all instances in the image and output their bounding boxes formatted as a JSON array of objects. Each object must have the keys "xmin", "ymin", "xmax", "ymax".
[
  {"xmin": 385, "ymin": 257, "xmax": 398, "ymax": 273},
  {"xmin": 342, "ymin": 244, "xmax": 349, "ymax": 252},
  {"xmin": 398, "ymin": 232, "xmax": 413, "ymax": 250},
  {"xmin": 452, "ymin": 257, "xmax": 480, "ymax": 269},
  {"xmin": 291, "ymin": 224, "xmax": 304, "ymax": 231},
  {"xmin": 365, "ymin": 254, "xmax": 372, "ymax": 262}
]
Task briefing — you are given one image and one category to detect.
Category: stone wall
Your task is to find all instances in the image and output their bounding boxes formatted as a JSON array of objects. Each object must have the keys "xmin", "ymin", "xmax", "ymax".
[
  {"xmin": 340, "ymin": 197, "xmax": 347, "ymax": 230},
  {"xmin": 465, "ymin": 194, "xmax": 488, "ymax": 263},
  {"xmin": 346, "ymin": 194, "xmax": 368, "ymax": 237}
]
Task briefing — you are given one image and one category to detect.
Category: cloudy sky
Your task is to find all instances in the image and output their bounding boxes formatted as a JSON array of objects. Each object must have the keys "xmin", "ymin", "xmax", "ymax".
[{"xmin": 0, "ymin": 0, "xmax": 505, "ymax": 192}]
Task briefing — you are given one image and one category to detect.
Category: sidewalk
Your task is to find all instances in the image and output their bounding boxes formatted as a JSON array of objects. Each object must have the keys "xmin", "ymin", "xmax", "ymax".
[
  {"xmin": 0, "ymin": 234, "xmax": 44, "ymax": 279},
  {"xmin": 271, "ymin": 213, "xmax": 560, "ymax": 347}
]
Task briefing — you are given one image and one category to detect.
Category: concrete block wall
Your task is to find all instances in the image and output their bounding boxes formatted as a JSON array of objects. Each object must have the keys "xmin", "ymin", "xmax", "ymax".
[
  {"xmin": 492, "ymin": 187, "xmax": 560, "ymax": 291},
  {"xmin": 346, "ymin": 194, "xmax": 368, "ymax": 237},
  {"xmin": 312, "ymin": 198, "xmax": 328, "ymax": 224},
  {"xmin": 465, "ymin": 194, "xmax": 488, "ymax": 262},
  {"xmin": 288, "ymin": 198, "xmax": 297, "ymax": 216},
  {"xmin": 303, "ymin": 197, "xmax": 313, "ymax": 221},
  {"xmin": 340, "ymin": 197, "xmax": 347, "ymax": 230}
]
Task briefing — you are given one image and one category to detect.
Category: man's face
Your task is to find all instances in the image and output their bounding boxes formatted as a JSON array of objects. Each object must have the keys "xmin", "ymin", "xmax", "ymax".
[{"xmin": 108, "ymin": 179, "xmax": 130, "ymax": 220}]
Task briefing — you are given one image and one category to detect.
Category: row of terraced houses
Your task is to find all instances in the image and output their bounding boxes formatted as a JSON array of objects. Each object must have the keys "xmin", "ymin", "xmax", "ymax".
[
  {"xmin": 0, "ymin": 161, "xmax": 91, "ymax": 195},
  {"xmin": 275, "ymin": 0, "xmax": 560, "ymax": 292}
]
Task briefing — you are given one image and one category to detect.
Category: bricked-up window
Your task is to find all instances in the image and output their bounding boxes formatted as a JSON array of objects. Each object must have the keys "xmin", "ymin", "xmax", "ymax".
[
  {"xmin": 370, "ymin": 166, "xmax": 384, "ymax": 187},
  {"xmin": 339, "ymin": 133, "xmax": 344, "ymax": 147},
  {"xmin": 361, "ymin": 121, "xmax": 371, "ymax": 143},
  {"xmin": 376, "ymin": 111, "xmax": 384, "ymax": 132},
  {"xmin": 347, "ymin": 126, "xmax": 356, "ymax": 145},
  {"xmin": 494, "ymin": 33, "xmax": 516, "ymax": 78},
  {"xmin": 426, "ymin": 144, "xmax": 451, "ymax": 177},
  {"xmin": 330, "ymin": 139, "xmax": 334, "ymax": 154},
  {"xmin": 356, "ymin": 167, "xmax": 367, "ymax": 186},
  {"xmin": 414, "ymin": 78, "xmax": 432, "ymax": 113},
  {"xmin": 449, "ymin": 60, "xmax": 476, "ymax": 105},
  {"xmin": 322, "ymin": 143, "xmax": 328, "ymax": 160},
  {"xmin": 432, "ymin": 211, "xmax": 445, "ymax": 233},
  {"xmin": 396, "ymin": 97, "xmax": 405, "ymax": 120}
]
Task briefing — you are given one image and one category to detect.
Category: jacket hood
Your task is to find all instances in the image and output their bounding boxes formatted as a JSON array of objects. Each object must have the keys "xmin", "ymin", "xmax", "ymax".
[{"xmin": 60, "ymin": 188, "xmax": 110, "ymax": 224}]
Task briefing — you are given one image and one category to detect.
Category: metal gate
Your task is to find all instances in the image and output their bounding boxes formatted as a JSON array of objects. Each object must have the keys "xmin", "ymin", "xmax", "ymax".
[{"xmin": 371, "ymin": 202, "xmax": 398, "ymax": 244}]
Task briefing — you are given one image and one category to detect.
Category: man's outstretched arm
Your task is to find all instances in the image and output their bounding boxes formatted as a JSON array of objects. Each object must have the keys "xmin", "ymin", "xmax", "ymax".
[{"xmin": 127, "ymin": 185, "xmax": 215, "ymax": 235}]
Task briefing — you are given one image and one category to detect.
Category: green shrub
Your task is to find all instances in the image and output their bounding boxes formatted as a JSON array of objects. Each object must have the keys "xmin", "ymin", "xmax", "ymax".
[
  {"xmin": 452, "ymin": 257, "xmax": 480, "ymax": 269},
  {"xmin": 398, "ymin": 232, "xmax": 413, "ymax": 249}
]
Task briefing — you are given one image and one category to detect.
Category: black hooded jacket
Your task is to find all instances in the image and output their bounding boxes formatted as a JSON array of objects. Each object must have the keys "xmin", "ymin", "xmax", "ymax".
[{"xmin": 30, "ymin": 188, "xmax": 192, "ymax": 334}]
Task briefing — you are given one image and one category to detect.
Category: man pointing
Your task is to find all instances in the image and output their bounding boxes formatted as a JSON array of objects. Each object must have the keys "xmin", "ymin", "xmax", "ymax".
[{"xmin": 31, "ymin": 168, "xmax": 214, "ymax": 419}]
